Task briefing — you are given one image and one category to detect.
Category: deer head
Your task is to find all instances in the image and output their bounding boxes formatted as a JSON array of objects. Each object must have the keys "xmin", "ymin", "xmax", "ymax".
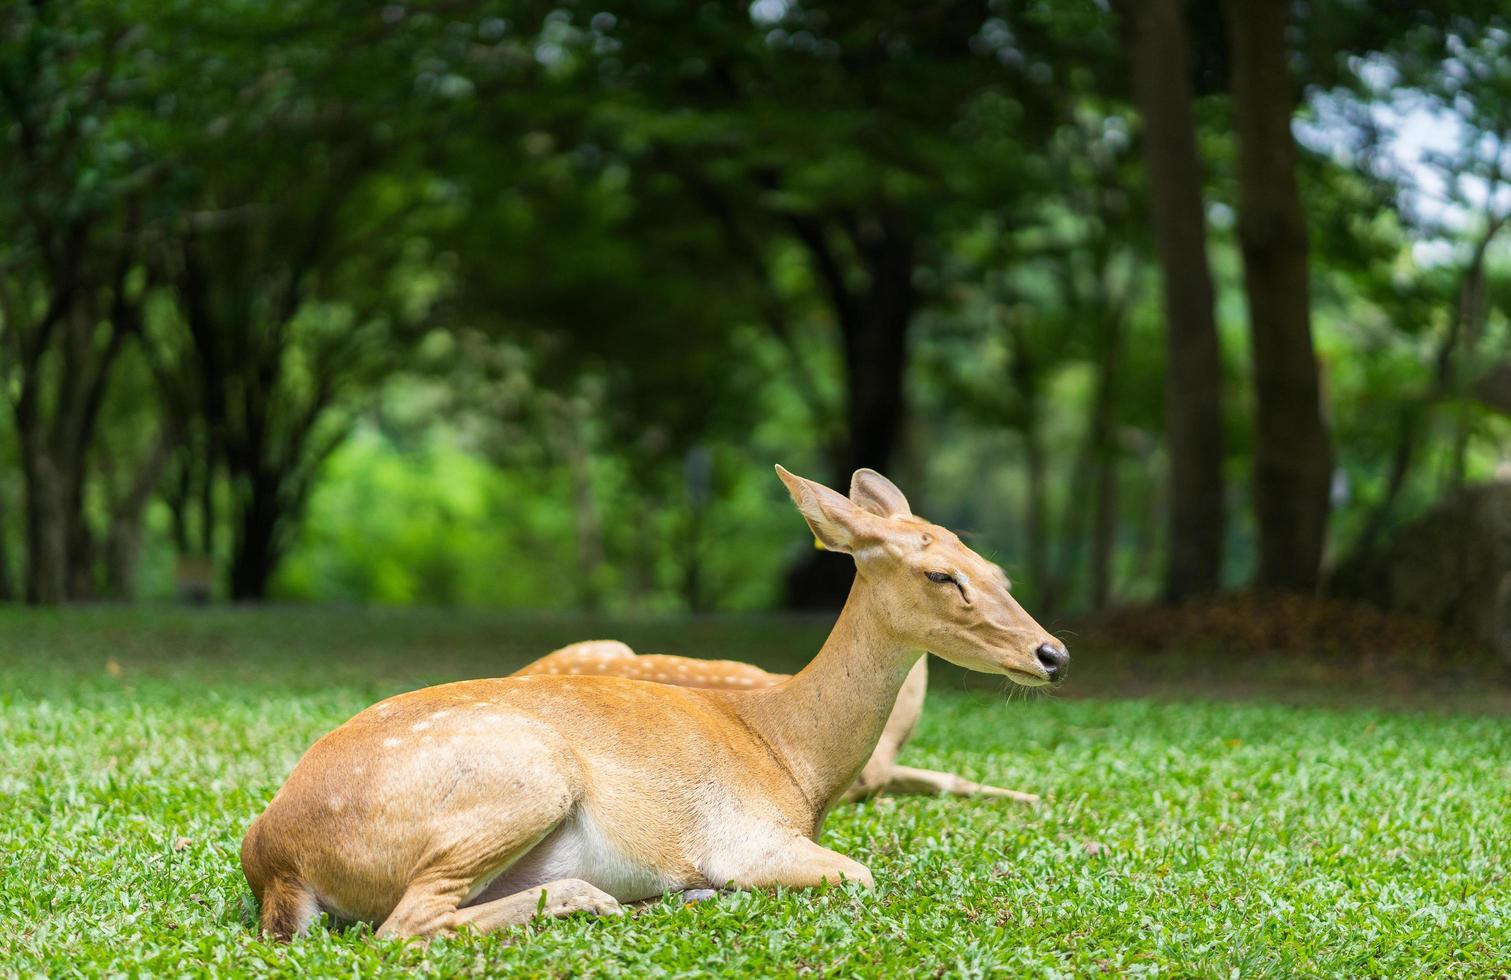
[{"xmin": 777, "ymin": 465, "xmax": 1068, "ymax": 687}]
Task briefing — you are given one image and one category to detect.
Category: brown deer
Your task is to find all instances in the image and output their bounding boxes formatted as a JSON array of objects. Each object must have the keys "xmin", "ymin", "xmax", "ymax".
[
  {"xmin": 240, "ymin": 466, "xmax": 1067, "ymax": 940},
  {"xmin": 516, "ymin": 658, "xmax": 1037, "ymax": 803}
]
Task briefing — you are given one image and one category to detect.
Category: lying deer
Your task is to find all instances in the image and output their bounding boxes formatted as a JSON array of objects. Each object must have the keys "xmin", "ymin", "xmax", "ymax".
[
  {"xmin": 241, "ymin": 466, "xmax": 1067, "ymax": 940},
  {"xmin": 513, "ymin": 644, "xmax": 1037, "ymax": 804}
]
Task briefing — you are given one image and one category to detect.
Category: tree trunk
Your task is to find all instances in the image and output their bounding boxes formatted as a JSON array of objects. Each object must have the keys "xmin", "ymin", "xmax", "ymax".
[
  {"xmin": 1223, "ymin": 0, "xmax": 1333, "ymax": 593},
  {"xmin": 166, "ymin": 452, "xmax": 193, "ymax": 556},
  {"xmin": 681, "ymin": 446, "xmax": 713, "ymax": 613},
  {"xmin": 568, "ymin": 449, "xmax": 606, "ymax": 612},
  {"xmin": 782, "ymin": 212, "xmax": 917, "ymax": 609},
  {"xmin": 0, "ymin": 495, "xmax": 14, "ymax": 602},
  {"xmin": 18, "ymin": 435, "xmax": 91, "ymax": 606},
  {"xmin": 627, "ymin": 493, "xmax": 658, "ymax": 611},
  {"xmin": 1023, "ymin": 412, "xmax": 1051, "ymax": 611},
  {"xmin": 102, "ymin": 427, "xmax": 175, "ymax": 600},
  {"xmin": 1442, "ymin": 216, "xmax": 1497, "ymax": 492},
  {"xmin": 839, "ymin": 243, "xmax": 913, "ymax": 481},
  {"xmin": 65, "ymin": 484, "xmax": 96, "ymax": 601},
  {"xmin": 547, "ymin": 397, "xmax": 607, "ymax": 611},
  {"xmin": 1127, "ymin": 448, "xmax": 1165, "ymax": 598},
  {"xmin": 104, "ymin": 519, "xmax": 145, "ymax": 601},
  {"xmin": 230, "ymin": 471, "xmax": 281, "ymax": 601},
  {"xmin": 21, "ymin": 445, "xmax": 69, "ymax": 605},
  {"xmin": 1053, "ymin": 444, "xmax": 1094, "ymax": 613},
  {"xmin": 1352, "ymin": 216, "xmax": 1505, "ymax": 558},
  {"xmin": 1049, "ymin": 265, "xmax": 1094, "ymax": 612},
  {"xmin": 1088, "ymin": 310, "xmax": 1127, "ymax": 611},
  {"xmin": 1474, "ymin": 358, "xmax": 1511, "ymax": 417},
  {"xmin": 1009, "ymin": 325, "xmax": 1053, "ymax": 610},
  {"xmin": 198, "ymin": 442, "xmax": 216, "ymax": 557},
  {"xmin": 682, "ymin": 503, "xmax": 707, "ymax": 613},
  {"xmin": 1113, "ymin": 0, "xmax": 1226, "ymax": 602},
  {"xmin": 1090, "ymin": 444, "xmax": 1120, "ymax": 610}
]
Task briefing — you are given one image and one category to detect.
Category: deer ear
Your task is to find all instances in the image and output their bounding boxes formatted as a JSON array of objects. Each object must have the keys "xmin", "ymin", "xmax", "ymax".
[
  {"xmin": 775, "ymin": 464, "xmax": 870, "ymax": 555},
  {"xmin": 849, "ymin": 468, "xmax": 911, "ymax": 518}
]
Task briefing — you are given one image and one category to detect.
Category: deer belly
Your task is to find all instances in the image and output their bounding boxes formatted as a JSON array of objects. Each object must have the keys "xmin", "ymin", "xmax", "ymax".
[{"xmin": 467, "ymin": 807, "xmax": 678, "ymax": 905}]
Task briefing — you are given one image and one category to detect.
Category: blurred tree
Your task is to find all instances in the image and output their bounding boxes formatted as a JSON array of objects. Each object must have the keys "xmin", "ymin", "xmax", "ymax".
[
  {"xmin": 3, "ymin": 0, "xmax": 1508, "ymax": 623},
  {"xmin": 915, "ymin": 93, "xmax": 1147, "ymax": 615},
  {"xmin": 1049, "ymin": 114, "xmax": 1145, "ymax": 613},
  {"xmin": 0, "ymin": 1, "xmax": 169, "ymax": 602},
  {"xmin": 544, "ymin": 0, "xmax": 1098, "ymax": 605},
  {"xmin": 1223, "ymin": 0, "xmax": 1334, "ymax": 592},
  {"xmin": 0, "ymin": 411, "xmax": 16, "ymax": 599},
  {"xmin": 1111, "ymin": 0, "xmax": 1226, "ymax": 602},
  {"xmin": 132, "ymin": 0, "xmax": 451, "ymax": 599},
  {"xmin": 159, "ymin": 190, "xmax": 434, "ymax": 602},
  {"xmin": 1301, "ymin": 4, "xmax": 1511, "ymax": 566},
  {"xmin": 432, "ymin": 116, "xmax": 770, "ymax": 611}
]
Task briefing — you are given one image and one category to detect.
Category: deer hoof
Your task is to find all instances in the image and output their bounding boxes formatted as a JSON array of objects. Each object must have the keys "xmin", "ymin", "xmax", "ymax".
[{"xmin": 547, "ymin": 882, "xmax": 623, "ymax": 918}]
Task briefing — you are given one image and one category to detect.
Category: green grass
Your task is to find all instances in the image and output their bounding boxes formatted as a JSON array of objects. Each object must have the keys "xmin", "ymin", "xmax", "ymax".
[{"xmin": 1, "ymin": 607, "xmax": 1508, "ymax": 977}]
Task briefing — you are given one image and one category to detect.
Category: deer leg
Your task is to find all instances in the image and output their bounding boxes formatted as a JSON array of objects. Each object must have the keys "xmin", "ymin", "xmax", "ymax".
[
  {"xmin": 378, "ymin": 877, "xmax": 621, "ymax": 939},
  {"xmin": 451, "ymin": 879, "xmax": 621, "ymax": 932},
  {"xmin": 841, "ymin": 750, "xmax": 900, "ymax": 802},
  {"xmin": 727, "ymin": 836, "xmax": 875, "ymax": 891},
  {"xmin": 882, "ymin": 763, "xmax": 1039, "ymax": 803},
  {"xmin": 375, "ymin": 753, "xmax": 594, "ymax": 940}
]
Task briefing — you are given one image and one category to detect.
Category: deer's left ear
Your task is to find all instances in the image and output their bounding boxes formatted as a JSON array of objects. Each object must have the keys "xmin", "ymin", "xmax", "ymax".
[
  {"xmin": 775, "ymin": 464, "xmax": 874, "ymax": 555},
  {"xmin": 849, "ymin": 468, "xmax": 911, "ymax": 518}
]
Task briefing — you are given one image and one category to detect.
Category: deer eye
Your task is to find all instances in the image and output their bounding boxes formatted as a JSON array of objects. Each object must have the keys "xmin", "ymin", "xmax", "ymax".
[{"xmin": 927, "ymin": 570, "xmax": 969, "ymax": 602}]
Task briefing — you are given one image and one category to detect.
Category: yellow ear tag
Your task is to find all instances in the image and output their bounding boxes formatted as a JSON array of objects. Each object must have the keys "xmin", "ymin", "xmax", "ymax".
[{"xmin": 813, "ymin": 537, "xmax": 827, "ymax": 551}]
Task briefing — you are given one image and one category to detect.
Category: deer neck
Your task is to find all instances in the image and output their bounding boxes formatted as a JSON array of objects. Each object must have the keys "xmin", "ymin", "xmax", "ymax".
[{"xmin": 738, "ymin": 576, "xmax": 920, "ymax": 819}]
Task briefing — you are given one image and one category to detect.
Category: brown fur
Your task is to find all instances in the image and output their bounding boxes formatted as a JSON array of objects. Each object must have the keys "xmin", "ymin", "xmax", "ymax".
[
  {"xmin": 241, "ymin": 466, "xmax": 1063, "ymax": 939},
  {"xmin": 515, "ymin": 644, "xmax": 1036, "ymax": 804}
]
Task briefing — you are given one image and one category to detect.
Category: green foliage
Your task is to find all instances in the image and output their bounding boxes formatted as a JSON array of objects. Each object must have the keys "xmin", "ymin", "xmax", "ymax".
[
  {"xmin": 1, "ymin": 609, "xmax": 1506, "ymax": 975},
  {"xmin": 3, "ymin": 0, "xmax": 1511, "ymax": 610},
  {"xmin": 275, "ymin": 420, "xmax": 798, "ymax": 612}
]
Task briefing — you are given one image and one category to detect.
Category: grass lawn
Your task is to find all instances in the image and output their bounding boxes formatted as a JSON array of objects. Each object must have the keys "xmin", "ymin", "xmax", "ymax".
[{"xmin": 1, "ymin": 606, "xmax": 1508, "ymax": 977}]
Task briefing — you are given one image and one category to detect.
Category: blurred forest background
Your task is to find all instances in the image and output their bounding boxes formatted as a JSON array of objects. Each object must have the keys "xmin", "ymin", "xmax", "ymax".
[{"xmin": 1, "ymin": 0, "xmax": 1509, "ymax": 661}]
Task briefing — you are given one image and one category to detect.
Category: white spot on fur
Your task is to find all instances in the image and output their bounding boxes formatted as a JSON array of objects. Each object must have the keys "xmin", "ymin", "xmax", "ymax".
[
  {"xmin": 383, "ymin": 737, "xmax": 402, "ymax": 748},
  {"xmin": 412, "ymin": 721, "xmax": 432, "ymax": 731}
]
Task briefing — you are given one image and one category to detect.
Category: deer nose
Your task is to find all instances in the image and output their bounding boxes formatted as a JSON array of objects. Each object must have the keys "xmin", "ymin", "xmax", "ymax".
[{"xmin": 1035, "ymin": 643, "xmax": 1069, "ymax": 681}]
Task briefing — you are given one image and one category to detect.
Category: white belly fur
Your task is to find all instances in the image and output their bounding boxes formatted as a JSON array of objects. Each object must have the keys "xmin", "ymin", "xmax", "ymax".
[{"xmin": 468, "ymin": 806, "xmax": 676, "ymax": 904}]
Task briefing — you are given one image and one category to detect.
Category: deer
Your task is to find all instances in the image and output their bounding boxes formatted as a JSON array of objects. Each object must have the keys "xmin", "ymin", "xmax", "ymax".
[
  {"xmin": 240, "ymin": 466, "xmax": 1068, "ymax": 940},
  {"xmin": 513, "ymin": 645, "xmax": 1038, "ymax": 804}
]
